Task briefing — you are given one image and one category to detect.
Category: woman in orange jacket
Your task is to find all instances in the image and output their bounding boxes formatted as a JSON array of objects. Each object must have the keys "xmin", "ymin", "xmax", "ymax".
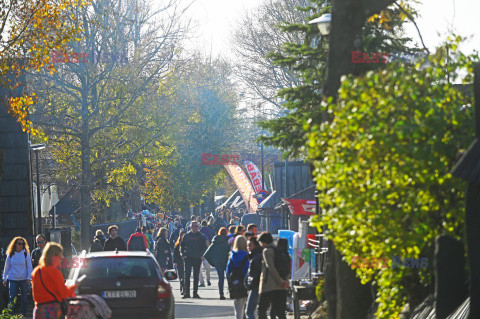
[{"xmin": 31, "ymin": 242, "xmax": 76, "ymax": 318}]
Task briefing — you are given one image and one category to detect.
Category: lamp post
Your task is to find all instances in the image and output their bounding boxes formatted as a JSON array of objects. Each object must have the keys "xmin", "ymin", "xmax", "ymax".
[
  {"xmin": 30, "ymin": 143, "xmax": 46, "ymax": 235},
  {"xmin": 308, "ymin": 13, "xmax": 332, "ymax": 36}
]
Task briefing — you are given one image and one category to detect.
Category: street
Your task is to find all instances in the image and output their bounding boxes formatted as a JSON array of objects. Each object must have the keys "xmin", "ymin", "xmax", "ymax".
[{"xmin": 171, "ymin": 266, "xmax": 299, "ymax": 319}]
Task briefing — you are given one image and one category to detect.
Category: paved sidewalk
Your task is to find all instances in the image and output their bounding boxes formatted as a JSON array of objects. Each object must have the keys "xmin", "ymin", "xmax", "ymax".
[{"xmin": 171, "ymin": 266, "xmax": 236, "ymax": 319}]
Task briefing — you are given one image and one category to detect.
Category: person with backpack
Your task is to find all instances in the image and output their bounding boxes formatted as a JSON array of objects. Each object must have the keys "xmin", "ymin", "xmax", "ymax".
[
  {"xmin": 2, "ymin": 236, "xmax": 33, "ymax": 317},
  {"xmin": 127, "ymin": 227, "xmax": 148, "ymax": 251},
  {"xmin": 226, "ymin": 236, "xmax": 250, "ymax": 319},
  {"xmin": 257, "ymin": 232, "xmax": 291, "ymax": 319},
  {"xmin": 245, "ymin": 237, "xmax": 263, "ymax": 319},
  {"xmin": 155, "ymin": 228, "xmax": 171, "ymax": 271},
  {"xmin": 203, "ymin": 227, "xmax": 230, "ymax": 300}
]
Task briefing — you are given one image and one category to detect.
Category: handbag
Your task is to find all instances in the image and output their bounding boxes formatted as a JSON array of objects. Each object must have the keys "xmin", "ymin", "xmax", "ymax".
[{"xmin": 38, "ymin": 268, "xmax": 68, "ymax": 315}]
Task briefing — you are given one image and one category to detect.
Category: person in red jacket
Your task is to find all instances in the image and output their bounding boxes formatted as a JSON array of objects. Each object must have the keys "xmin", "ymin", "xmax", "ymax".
[
  {"xmin": 31, "ymin": 242, "xmax": 76, "ymax": 318},
  {"xmin": 127, "ymin": 228, "xmax": 148, "ymax": 251}
]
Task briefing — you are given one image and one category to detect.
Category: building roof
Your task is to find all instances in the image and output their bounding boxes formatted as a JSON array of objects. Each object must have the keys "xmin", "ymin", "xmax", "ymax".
[
  {"xmin": 451, "ymin": 139, "xmax": 480, "ymax": 183},
  {"xmin": 49, "ymin": 188, "xmax": 80, "ymax": 216}
]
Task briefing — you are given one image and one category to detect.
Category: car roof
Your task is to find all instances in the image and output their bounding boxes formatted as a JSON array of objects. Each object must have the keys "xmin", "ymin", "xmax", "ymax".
[{"xmin": 83, "ymin": 251, "xmax": 154, "ymax": 258}]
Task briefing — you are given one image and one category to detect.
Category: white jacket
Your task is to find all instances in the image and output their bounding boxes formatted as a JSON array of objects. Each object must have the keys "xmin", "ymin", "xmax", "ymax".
[{"xmin": 2, "ymin": 250, "xmax": 33, "ymax": 281}]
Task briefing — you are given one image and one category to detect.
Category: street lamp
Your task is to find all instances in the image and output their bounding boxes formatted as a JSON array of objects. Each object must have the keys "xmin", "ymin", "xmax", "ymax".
[
  {"xmin": 309, "ymin": 13, "xmax": 332, "ymax": 36},
  {"xmin": 30, "ymin": 143, "xmax": 46, "ymax": 235}
]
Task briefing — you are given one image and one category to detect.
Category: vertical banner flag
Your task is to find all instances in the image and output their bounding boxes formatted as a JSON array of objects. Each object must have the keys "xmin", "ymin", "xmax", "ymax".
[
  {"xmin": 224, "ymin": 163, "xmax": 258, "ymax": 214},
  {"xmin": 243, "ymin": 161, "xmax": 264, "ymax": 194}
]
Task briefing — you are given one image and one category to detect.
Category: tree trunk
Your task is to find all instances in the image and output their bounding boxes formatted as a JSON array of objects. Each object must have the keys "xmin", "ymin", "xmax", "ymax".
[{"xmin": 80, "ymin": 92, "xmax": 92, "ymax": 250}]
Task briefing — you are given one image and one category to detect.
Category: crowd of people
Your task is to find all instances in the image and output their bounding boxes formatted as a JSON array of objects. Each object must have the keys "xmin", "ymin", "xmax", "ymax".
[{"xmin": 0, "ymin": 212, "xmax": 291, "ymax": 319}]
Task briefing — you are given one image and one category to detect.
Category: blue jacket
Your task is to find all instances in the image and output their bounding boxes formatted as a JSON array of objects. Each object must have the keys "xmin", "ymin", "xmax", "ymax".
[{"xmin": 226, "ymin": 250, "xmax": 250, "ymax": 277}]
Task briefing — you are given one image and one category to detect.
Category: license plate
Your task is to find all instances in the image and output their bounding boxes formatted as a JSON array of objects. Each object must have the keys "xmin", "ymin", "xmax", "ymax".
[{"xmin": 103, "ymin": 290, "xmax": 137, "ymax": 298}]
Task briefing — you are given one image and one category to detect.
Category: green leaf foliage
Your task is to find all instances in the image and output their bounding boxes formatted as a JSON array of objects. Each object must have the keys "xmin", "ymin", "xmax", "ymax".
[{"xmin": 307, "ymin": 38, "xmax": 478, "ymax": 318}]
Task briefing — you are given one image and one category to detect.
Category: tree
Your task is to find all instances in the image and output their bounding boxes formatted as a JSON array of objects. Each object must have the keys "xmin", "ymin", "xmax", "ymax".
[
  {"xmin": 0, "ymin": 0, "xmax": 87, "ymax": 133},
  {"xmin": 142, "ymin": 57, "xmax": 240, "ymax": 213},
  {"xmin": 30, "ymin": 0, "xmax": 189, "ymax": 247},
  {"xmin": 232, "ymin": 0, "xmax": 310, "ymax": 118},
  {"xmin": 259, "ymin": 0, "xmax": 417, "ymax": 157},
  {"xmin": 307, "ymin": 40, "xmax": 478, "ymax": 318}
]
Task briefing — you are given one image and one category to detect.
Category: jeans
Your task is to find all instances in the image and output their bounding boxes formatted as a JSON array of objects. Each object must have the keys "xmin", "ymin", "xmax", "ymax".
[
  {"xmin": 184, "ymin": 257, "xmax": 202, "ymax": 296},
  {"xmin": 258, "ymin": 290, "xmax": 288, "ymax": 319},
  {"xmin": 246, "ymin": 289, "xmax": 259, "ymax": 319},
  {"xmin": 199, "ymin": 259, "xmax": 211, "ymax": 284},
  {"xmin": 8, "ymin": 280, "xmax": 29, "ymax": 316},
  {"xmin": 233, "ymin": 296, "xmax": 247, "ymax": 319},
  {"xmin": 214, "ymin": 265, "xmax": 226, "ymax": 297}
]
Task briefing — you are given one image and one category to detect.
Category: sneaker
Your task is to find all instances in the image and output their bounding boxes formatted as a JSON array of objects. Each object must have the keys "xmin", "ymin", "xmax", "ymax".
[
  {"xmin": 182, "ymin": 294, "xmax": 191, "ymax": 299},
  {"xmin": 199, "ymin": 283, "xmax": 205, "ymax": 287},
  {"xmin": 220, "ymin": 295, "xmax": 226, "ymax": 300},
  {"xmin": 207, "ymin": 280, "xmax": 211, "ymax": 286},
  {"xmin": 193, "ymin": 294, "xmax": 201, "ymax": 299}
]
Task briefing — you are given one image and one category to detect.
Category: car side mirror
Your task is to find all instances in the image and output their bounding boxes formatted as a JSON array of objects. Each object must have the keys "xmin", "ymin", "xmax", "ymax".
[{"xmin": 164, "ymin": 269, "xmax": 177, "ymax": 281}]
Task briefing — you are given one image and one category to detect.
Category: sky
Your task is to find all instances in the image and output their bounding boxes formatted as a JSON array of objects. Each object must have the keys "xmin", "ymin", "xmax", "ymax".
[{"xmin": 177, "ymin": 0, "xmax": 480, "ymax": 57}]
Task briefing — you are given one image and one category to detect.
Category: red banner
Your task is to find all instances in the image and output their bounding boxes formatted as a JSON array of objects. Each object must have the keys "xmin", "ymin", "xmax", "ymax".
[
  {"xmin": 283, "ymin": 198, "xmax": 316, "ymax": 216},
  {"xmin": 224, "ymin": 163, "xmax": 258, "ymax": 214},
  {"xmin": 243, "ymin": 160, "xmax": 265, "ymax": 194}
]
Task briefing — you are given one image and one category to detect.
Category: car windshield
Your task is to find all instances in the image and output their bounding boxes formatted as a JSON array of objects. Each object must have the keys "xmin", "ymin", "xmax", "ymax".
[{"xmin": 76, "ymin": 257, "xmax": 158, "ymax": 280}]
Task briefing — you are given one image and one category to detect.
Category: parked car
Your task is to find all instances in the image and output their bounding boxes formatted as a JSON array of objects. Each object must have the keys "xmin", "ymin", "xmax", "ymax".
[{"xmin": 66, "ymin": 250, "xmax": 176, "ymax": 319}]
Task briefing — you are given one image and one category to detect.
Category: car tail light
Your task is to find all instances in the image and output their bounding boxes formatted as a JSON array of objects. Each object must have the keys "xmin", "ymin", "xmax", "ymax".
[{"xmin": 157, "ymin": 283, "xmax": 170, "ymax": 298}]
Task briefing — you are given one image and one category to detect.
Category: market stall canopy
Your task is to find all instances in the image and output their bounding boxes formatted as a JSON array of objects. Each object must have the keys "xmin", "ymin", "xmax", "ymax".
[
  {"xmin": 282, "ymin": 198, "xmax": 316, "ymax": 216},
  {"xmin": 216, "ymin": 190, "xmax": 240, "ymax": 211},
  {"xmin": 257, "ymin": 190, "xmax": 279, "ymax": 210}
]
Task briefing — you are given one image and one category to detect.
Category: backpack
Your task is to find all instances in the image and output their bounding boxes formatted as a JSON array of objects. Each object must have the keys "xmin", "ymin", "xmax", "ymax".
[
  {"xmin": 128, "ymin": 235, "xmax": 146, "ymax": 251},
  {"xmin": 273, "ymin": 246, "xmax": 291, "ymax": 279},
  {"xmin": 227, "ymin": 255, "xmax": 248, "ymax": 299}
]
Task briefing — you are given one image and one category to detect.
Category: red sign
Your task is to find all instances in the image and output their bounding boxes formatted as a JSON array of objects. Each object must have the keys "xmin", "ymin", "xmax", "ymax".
[
  {"xmin": 201, "ymin": 153, "xmax": 239, "ymax": 165},
  {"xmin": 283, "ymin": 198, "xmax": 316, "ymax": 216}
]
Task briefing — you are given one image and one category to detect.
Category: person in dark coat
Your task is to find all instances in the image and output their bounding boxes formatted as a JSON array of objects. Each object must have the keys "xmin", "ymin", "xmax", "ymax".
[
  {"xmin": 173, "ymin": 230, "xmax": 186, "ymax": 295},
  {"xmin": 169, "ymin": 222, "xmax": 183, "ymax": 249},
  {"xmin": 104, "ymin": 225, "xmax": 127, "ymax": 251},
  {"xmin": 94, "ymin": 230, "xmax": 107, "ymax": 246},
  {"xmin": 203, "ymin": 227, "xmax": 230, "ymax": 299},
  {"xmin": 31, "ymin": 234, "xmax": 47, "ymax": 269},
  {"xmin": 181, "ymin": 221, "xmax": 207, "ymax": 299},
  {"xmin": 155, "ymin": 228, "xmax": 171, "ymax": 271},
  {"xmin": 245, "ymin": 237, "xmax": 263, "ymax": 319}
]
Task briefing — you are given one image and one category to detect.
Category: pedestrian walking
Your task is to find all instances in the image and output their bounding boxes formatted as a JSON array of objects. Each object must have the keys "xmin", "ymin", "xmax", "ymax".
[
  {"xmin": 181, "ymin": 221, "xmax": 207, "ymax": 299},
  {"xmin": 31, "ymin": 242, "xmax": 76, "ymax": 319},
  {"xmin": 173, "ymin": 230, "xmax": 186, "ymax": 295},
  {"xmin": 228, "ymin": 225, "xmax": 246, "ymax": 247},
  {"xmin": 199, "ymin": 220, "xmax": 213, "ymax": 287},
  {"xmin": 169, "ymin": 221, "xmax": 183, "ymax": 250},
  {"xmin": 142, "ymin": 226, "xmax": 154, "ymax": 251},
  {"xmin": 203, "ymin": 227, "xmax": 230, "ymax": 300},
  {"xmin": 127, "ymin": 227, "xmax": 148, "ymax": 251},
  {"xmin": 89, "ymin": 231, "xmax": 104, "ymax": 253},
  {"xmin": 257, "ymin": 233, "xmax": 291, "ymax": 319},
  {"xmin": 95, "ymin": 229, "xmax": 107, "ymax": 246},
  {"xmin": 31, "ymin": 234, "xmax": 47, "ymax": 269},
  {"xmin": 245, "ymin": 237, "xmax": 263, "ymax": 319},
  {"xmin": 155, "ymin": 228, "xmax": 171, "ymax": 271},
  {"xmin": 226, "ymin": 236, "xmax": 250, "ymax": 319},
  {"xmin": 103, "ymin": 225, "xmax": 127, "ymax": 251},
  {"xmin": 247, "ymin": 224, "xmax": 258, "ymax": 237},
  {"xmin": 2, "ymin": 236, "xmax": 33, "ymax": 317}
]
